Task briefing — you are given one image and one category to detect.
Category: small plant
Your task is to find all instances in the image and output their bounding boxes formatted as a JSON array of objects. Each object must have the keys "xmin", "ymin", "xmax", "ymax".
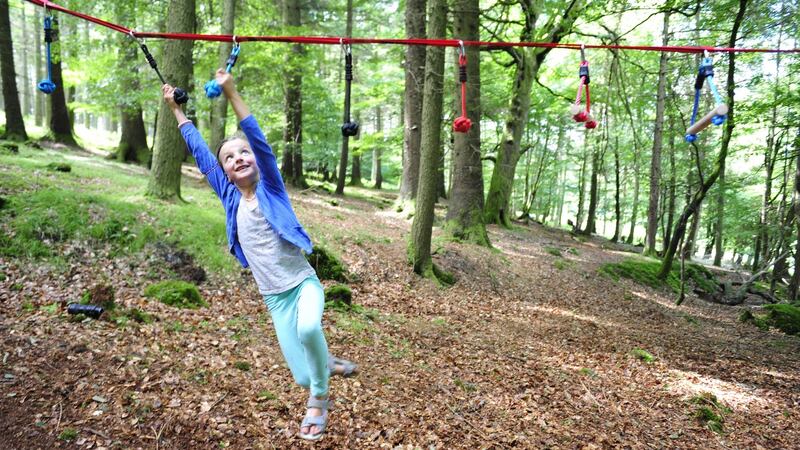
[
  {"xmin": 545, "ymin": 246, "xmax": 562, "ymax": 257},
  {"xmin": 257, "ymin": 390, "xmax": 277, "ymax": 401},
  {"xmin": 691, "ymin": 392, "xmax": 731, "ymax": 433},
  {"xmin": 58, "ymin": 428, "xmax": 78, "ymax": 441},
  {"xmin": 553, "ymin": 258, "xmax": 572, "ymax": 270},
  {"xmin": 234, "ymin": 361, "xmax": 251, "ymax": 371},
  {"xmin": 631, "ymin": 348, "xmax": 655, "ymax": 363},
  {"xmin": 40, "ymin": 303, "xmax": 59, "ymax": 315},
  {"xmin": 683, "ymin": 313, "xmax": 699, "ymax": 325},
  {"xmin": 579, "ymin": 368, "xmax": 597, "ymax": 378},
  {"xmin": 144, "ymin": 280, "xmax": 206, "ymax": 309},
  {"xmin": 46, "ymin": 162, "xmax": 72, "ymax": 172},
  {"xmin": 454, "ymin": 378, "xmax": 477, "ymax": 392},
  {"xmin": 22, "ymin": 300, "xmax": 35, "ymax": 312},
  {"xmin": 739, "ymin": 310, "xmax": 769, "ymax": 331}
]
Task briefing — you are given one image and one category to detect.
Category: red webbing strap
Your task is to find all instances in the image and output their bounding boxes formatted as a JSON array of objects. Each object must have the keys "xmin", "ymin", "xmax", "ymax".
[{"xmin": 22, "ymin": 0, "xmax": 800, "ymax": 54}]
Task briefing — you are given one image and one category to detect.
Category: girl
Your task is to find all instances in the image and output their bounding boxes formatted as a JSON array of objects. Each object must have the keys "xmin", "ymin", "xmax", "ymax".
[{"xmin": 161, "ymin": 70, "xmax": 356, "ymax": 441}]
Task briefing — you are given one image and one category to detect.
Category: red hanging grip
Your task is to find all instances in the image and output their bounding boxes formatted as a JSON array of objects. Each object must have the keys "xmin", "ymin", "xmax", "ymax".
[
  {"xmin": 569, "ymin": 49, "xmax": 597, "ymax": 129},
  {"xmin": 453, "ymin": 42, "xmax": 472, "ymax": 133}
]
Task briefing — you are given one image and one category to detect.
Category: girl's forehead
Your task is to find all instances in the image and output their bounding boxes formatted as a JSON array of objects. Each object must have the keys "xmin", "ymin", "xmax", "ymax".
[{"xmin": 220, "ymin": 138, "xmax": 250, "ymax": 154}]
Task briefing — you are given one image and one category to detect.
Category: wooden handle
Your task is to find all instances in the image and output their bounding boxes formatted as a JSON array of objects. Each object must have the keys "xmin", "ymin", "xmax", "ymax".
[{"xmin": 686, "ymin": 104, "xmax": 728, "ymax": 135}]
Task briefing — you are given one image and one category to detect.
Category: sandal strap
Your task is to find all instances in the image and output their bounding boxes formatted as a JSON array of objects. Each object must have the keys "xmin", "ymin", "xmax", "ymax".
[
  {"xmin": 301, "ymin": 414, "xmax": 328, "ymax": 427},
  {"xmin": 307, "ymin": 397, "xmax": 331, "ymax": 410}
]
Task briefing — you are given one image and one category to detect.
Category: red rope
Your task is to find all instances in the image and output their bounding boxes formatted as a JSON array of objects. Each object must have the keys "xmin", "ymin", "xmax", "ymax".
[
  {"xmin": 23, "ymin": 0, "xmax": 800, "ymax": 54},
  {"xmin": 453, "ymin": 53, "xmax": 472, "ymax": 133}
]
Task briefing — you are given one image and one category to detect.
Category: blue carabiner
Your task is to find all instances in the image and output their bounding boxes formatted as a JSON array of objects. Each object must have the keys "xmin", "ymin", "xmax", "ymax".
[{"xmin": 206, "ymin": 42, "xmax": 241, "ymax": 99}]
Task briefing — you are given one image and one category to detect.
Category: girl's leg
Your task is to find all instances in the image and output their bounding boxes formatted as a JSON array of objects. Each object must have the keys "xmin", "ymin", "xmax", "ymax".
[
  {"xmin": 264, "ymin": 283, "xmax": 311, "ymax": 389},
  {"xmin": 295, "ymin": 277, "xmax": 329, "ymax": 397}
]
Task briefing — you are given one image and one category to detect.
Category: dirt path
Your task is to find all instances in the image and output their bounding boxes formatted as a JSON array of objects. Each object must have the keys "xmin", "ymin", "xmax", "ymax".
[{"xmin": 2, "ymin": 188, "xmax": 798, "ymax": 449}]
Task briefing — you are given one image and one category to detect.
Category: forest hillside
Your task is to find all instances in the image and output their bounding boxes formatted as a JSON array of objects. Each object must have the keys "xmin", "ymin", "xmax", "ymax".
[{"xmin": 1, "ymin": 141, "xmax": 798, "ymax": 449}]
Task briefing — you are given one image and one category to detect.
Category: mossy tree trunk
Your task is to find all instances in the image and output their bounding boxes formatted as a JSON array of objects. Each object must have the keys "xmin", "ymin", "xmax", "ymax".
[
  {"xmin": 659, "ymin": 0, "xmax": 747, "ymax": 280},
  {"xmin": 280, "ymin": 0, "xmax": 307, "ymax": 189},
  {"xmin": 115, "ymin": 20, "xmax": 149, "ymax": 165},
  {"xmin": 46, "ymin": 17, "xmax": 75, "ymax": 145},
  {"xmin": 645, "ymin": 11, "xmax": 670, "ymax": 255},
  {"xmin": 445, "ymin": 0, "xmax": 489, "ymax": 245},
  {"xmin": 0, "ymin": 0, "xmax": 27, "ymax": 141},
  {"xmin": 147, "ymin": 0, "xmax": 195, "ymax": 200},
  {"xmin": 410, "ymin": 0, "xmax": 447, "ymax": 282},
  {"xmin": 483, "ymin": 0, "xmax": 584, "ymax": 228},
  {"xmin": 398, "ymin": 0, "xmax": 426, "ymax": 207},
  {"xmin": 335, "ymin": 0, "xmax": 355, "ymax": 195}
]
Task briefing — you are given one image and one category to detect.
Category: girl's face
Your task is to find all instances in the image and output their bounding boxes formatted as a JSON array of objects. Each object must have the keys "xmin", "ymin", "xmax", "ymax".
[{"xmin": 218, "ymin": 138, "xmax": 257, "ymax": 186}]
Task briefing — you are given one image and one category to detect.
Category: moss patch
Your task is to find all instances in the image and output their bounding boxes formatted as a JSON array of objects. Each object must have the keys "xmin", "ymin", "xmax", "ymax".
[
  {"xmin": 762, "ymin": 304, "xmax": 800, "ymax": 335},
  {"xmin": 631, "ymin": 348, "xmax": 655, "ymax": 363},
  {"xmin": 691, "ymin": 392, "xmax": 731, "ymax": 433},
  {"xmin": 144, "ymin": 280, "xmax": 207, "ymax": 309},
  {"xmin": 600, "ymin": 257, "xmax": 719, "ymax": 294},
  {"xmin": 306, "ymin": 246, "xmax": 347, "ymax": 282},
  {"xmin": 325, "ymin": 284, "xmax": 352, "ymax": 310}
]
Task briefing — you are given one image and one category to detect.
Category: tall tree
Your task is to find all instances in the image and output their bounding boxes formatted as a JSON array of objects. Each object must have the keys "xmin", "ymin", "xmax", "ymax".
[
  {"xmin": 0, "ymin": 0, "xmax": 27, "ymax": 141},
  {"xmin": 445, "ymin": 0, "xmax": 489, "ymax": 245},
  {"xmin": 398, "ymin": 0, "xmax": 427, "ymax": 208},
  {"xmin": 645, "ymin": 10, "xmax": 671, "ymax": 254},
  {"xmin": 46, "ymin": 16, "xmax": 74, "ymax": 145},
  {"xmin": 659, "ymin": 0, "xmax": 748, "ymax": 280},
  {"xmin": 147, "ymin": 0, "xmax": 195, "ymax": 200},
  {"xmin": 372, "ymin": 106, "xmax": 383, "ymax": 189},
  {"xmin": 281, "ymin": 0, "xmax": 308, "ymax": 188},
  {"xmin": 34, "ymin": 5, "xmax": 43, "ymax": 127},
  {"xmin": 115, "ymin": 4, "xmax": 149, "ymax": 165},
  {"xmin": 410, "ymin": 0, "xmax": 447, "ymax": 282},
  {"xmin": 335, "ymin": 0, "xmax": 355, "ymax": 195},
  {"xmin": 209, "ymin": 0, "xmax": 236, "ymax": 149},
  {"xmin": 483, "ymin": 0, "xmax": 585, "ymax": 227}
]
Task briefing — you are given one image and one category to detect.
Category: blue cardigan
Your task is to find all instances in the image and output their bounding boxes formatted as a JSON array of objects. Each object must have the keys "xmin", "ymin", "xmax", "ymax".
[{"xmin": 179, "ymin": 115, "xmax": 313, "ymax": 268}]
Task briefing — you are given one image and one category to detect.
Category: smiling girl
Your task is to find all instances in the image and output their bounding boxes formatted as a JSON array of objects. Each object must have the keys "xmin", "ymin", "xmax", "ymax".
[{"xmin": 162, "ymin": 70, "xmax": 356, "ymax": 441}]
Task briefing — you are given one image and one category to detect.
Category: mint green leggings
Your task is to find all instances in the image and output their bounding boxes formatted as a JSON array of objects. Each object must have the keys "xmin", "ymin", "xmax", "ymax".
[{"xmin": 263, "ymin": 277, "xmax": 329, "ymax": 397}]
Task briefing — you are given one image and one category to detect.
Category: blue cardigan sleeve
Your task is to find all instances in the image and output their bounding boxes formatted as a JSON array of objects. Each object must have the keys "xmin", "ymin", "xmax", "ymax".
[
  {"xmin": 179, "ymin": 122, "xmax": 231, "ymax": 200},
  {"xmin": 239, "ymin": 115, "xmax": 286, "ymax": 194}
]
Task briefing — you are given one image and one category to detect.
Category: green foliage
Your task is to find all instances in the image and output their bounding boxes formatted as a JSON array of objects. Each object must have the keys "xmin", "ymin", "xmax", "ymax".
[
  {"xmin": 631, "ymin": 348, "xmax": 655, "ymax": 363},
  {"xmin": 579, "ymin": 368, "xmax": 597, "ymax": 378},
  {"xmin": 257, "ymin": 390, "xmax": 277, "ymax": 401},
  {"xmin": 739, "ymin": 310, "xmax": 769, "ymax": 331},
  {"xmin": 600, "ymin": 257, "xmax": 719, "ymax": 294},
  {"xmin": 454, "ymin": 378, "xmax": 477, "ymax": 392},
  {"xmin": 144, "ymin": 281, "xmax": 207, "ymax": 309},
  {"xmin": 40, "ymin": 303, "xmax": 59, "ymax": 315},
  {"xmin": 545, "ymin": 246, "xmax": 562, "ymax": 257},
  {"xmin": 58, "ymin": 428, "xmax": 78, "ymax": 441},
  {"xmin": 234, "ymin": 361, "xmax": 251, "ymax": 371},
  {"xmin": 306, "ymin": 246, "xmax": 347, "ymax": 282}
]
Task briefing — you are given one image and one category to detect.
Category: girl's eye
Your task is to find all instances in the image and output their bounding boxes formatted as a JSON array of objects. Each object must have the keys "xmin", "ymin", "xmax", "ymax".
[{"xmin": 242, "ymin": 149, "xmax": 250, "ymax": 154}]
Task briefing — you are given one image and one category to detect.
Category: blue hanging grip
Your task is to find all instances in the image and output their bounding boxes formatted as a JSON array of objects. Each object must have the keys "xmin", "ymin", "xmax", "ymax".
[
  {"xmin": 205, "ymin": 42, "xmax": 240, "ymax": 98},
  {"xmin": 37, "ymin": 16, "xmax": 56, "ymax": 94}
]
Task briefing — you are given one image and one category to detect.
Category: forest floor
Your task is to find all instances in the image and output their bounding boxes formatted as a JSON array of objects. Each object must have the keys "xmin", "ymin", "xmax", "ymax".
[{"xmin": 1, "ymin": 143, "xmax": 799, "ymax": 449}]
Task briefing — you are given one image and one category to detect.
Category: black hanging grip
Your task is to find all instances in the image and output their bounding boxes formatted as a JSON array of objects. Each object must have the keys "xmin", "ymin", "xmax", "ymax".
[
  {"xmin": 579, "ymin": 64, "xmax": 590, "ymax": 85},
  {"xmin": 138, "ymin": 41, "xmax": 189, "ymax": 104},
  {"xmin": 67, "ymin": 303, "xmax": 104, "ymax": 319},
  {"xmin": 695, "ymin": 64, "xmax": 713, "ymax": 90},
  {"xmin": 341, "ymin": 121, "xmax": 359, "ymax": 137},
  {"xmin": 459, "ymin": 65, "xmax": 467, "ymax": 83}
]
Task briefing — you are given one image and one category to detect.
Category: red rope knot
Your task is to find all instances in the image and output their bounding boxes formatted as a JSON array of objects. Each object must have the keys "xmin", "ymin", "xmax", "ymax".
[{"xmin": 453, "ymin": 41, "xmax": 471, "ymax": 133}]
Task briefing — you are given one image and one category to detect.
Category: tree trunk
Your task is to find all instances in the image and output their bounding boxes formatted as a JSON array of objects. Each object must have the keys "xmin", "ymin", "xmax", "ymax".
[
  {"xmin": 209, "ymin": 0, "xmax": 236, "ymax": 150},
  {"xmin": 410, "ymin": 0, "xmax": 447, "ymax": 281},
  {"xmin": 646, "ymin": 11, "xmax": 670, "ymax": 254},
  {"xmin": 445, "ymin": 0, "xmax": 488, "ymax": 244},
  {"xmin": 398, "ymin": 0, "xmax": 426, "ymax": 206},
  {"xmin": 335, "ymin": 0, "xmax": 355, "ymax": 195},
  {"xmin": 713, "ymin": 161, "xmax": 726, "ymax": 265},
  {"xmin": 612, "ymin": 136, "xmax": 622, "ymax": 242},
  {"xmin": 372, "ymin": 107, "xmax": 383, "ymax": 189},
  {"xmin": 660, "ymin": 0, "xmax": 747, "ymax": 280},
  {"xmin": 664, "ymin": 117, "xmax": 677, "ymax": 250},
  {"xmin": 115, "ymin": 20, "xmax": 149, "ymax": 165},
  {"xmin": 45, "ymin": 17, "xmax": 74, "ymax": 145},
  {"xmin": 350, "ymin": 153, "xmax": 363, "ymax": 186},
  {"xmin": 788, "ymin": 126, "xmax": 800, "ymax": 301},
  {"xmin": 280, "ymin": 0, "xmax": 307, "ymax": 189},
  {"xmin": 0, "ymin": 0, "xmax": 27, "ymax": 141},
  {"xmin": 484, "ymin": 0, "xmax": 584, "ymax": 227},
  {"xmin": 147, "ymin": 0, "xmax": 195, "ymax": 200},
  {"xmin": 34, "ymin": 6, "xmax": 43, "ymax": 126},
  {"xmin": 20, "ymin": 3, "xmax": 31, "ymax": 117}
]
